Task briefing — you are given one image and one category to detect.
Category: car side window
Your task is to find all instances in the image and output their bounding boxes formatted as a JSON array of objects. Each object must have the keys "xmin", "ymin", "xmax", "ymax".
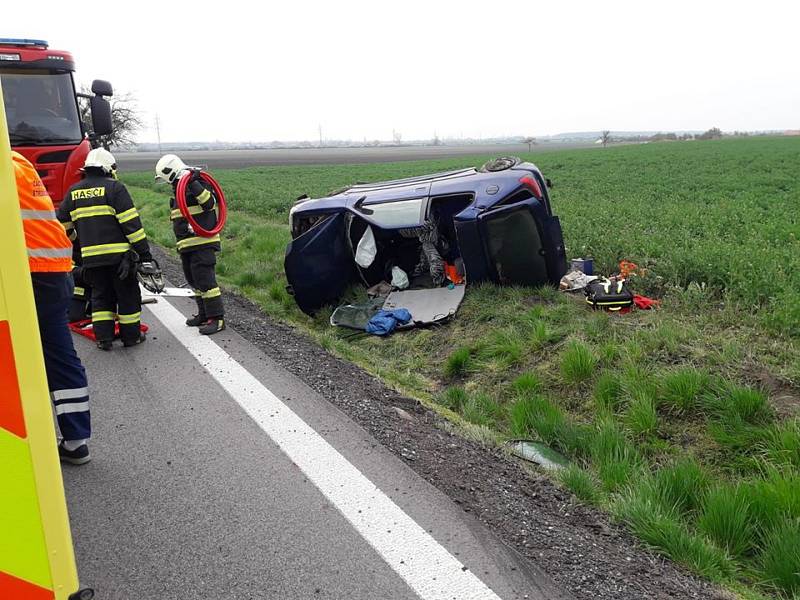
[{"xmin": 362, "ymin": 198, "xmax": 425, "ymax": 228}]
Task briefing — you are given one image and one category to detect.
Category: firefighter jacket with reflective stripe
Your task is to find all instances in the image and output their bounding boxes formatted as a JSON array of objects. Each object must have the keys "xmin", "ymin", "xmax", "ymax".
[
  {"xmin": 57, "ymin": 174, "xmax": 152, "ymax": 268},
  {"xmin": 170, "ymin": 178, "xmax": 221, "ymax": 254},
  {"xmin": 11, "ymin": 151, "xmax": 73, "ymax": 272}
]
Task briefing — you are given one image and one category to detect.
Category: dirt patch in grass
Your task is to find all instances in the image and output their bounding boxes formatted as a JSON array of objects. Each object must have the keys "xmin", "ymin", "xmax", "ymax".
[{"xmin": 744, "ymin": 364, "xmax": 800, "ymax": 418}]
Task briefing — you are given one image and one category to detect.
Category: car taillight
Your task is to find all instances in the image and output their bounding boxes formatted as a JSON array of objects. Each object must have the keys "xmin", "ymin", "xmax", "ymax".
[{"xmin": 518, "ymin": 176, "xmax": 542, "ymax": 198}]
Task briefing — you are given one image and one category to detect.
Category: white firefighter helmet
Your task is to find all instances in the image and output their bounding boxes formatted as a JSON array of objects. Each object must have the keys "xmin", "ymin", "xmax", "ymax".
[
  {"xmin": 155, "ymin": 153, "xmax": 189, "ymax": 183},
  {"xmin": 83, "ymin": 147, "xmax": 117, "ymax": 174}
]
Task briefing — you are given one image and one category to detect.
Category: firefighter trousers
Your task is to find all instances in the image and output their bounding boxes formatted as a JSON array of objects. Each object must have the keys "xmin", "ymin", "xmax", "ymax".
[
  {"xmin": 181, "ymin": 247, "xmax": 223, "ymax": 320},
  {"xmin": 31, "ymin": 273, "xmax": 91, "ymax": 442},
  {"xmin": 84, "ymin": 264, "xmax": 142, "ymax": 344},
  {"xmin": 69, "ymin": 266, "xmax": 91, "ymax": 322}
]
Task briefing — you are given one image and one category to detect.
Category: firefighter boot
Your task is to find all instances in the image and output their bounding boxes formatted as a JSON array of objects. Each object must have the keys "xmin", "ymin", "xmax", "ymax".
[
  {"xmin": 186, "ymin": 293, "xmax": 206, "ymax": 326},
  {"xmin": 123, "ymin": 331, "xmax": 147, "ymax": 347},
  {"xmin": 199, "ymin": 317, "xmax": 225, "ymax": 336},
  {"xmin": 186, "ymin": 313, "xmax": 207, "ymax": 327}
]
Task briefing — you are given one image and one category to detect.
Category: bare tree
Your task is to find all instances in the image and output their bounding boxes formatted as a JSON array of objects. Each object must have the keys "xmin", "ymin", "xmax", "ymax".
[
  {"xmin": 601, "ymin": 130, "xmax": 611, "ymax": 147},
  {"xmin": 79, "ymin": 86, "xmax": 143, "ymax": 150},
  {"xmin": 522, "ymin": 136, "xmax": 537, "ymax": 152}
]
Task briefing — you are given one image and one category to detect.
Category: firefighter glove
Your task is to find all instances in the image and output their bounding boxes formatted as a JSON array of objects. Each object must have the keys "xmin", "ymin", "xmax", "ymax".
[{"xmin": 117, "ymin": 249, "xmax": 140, "ymax": 280}]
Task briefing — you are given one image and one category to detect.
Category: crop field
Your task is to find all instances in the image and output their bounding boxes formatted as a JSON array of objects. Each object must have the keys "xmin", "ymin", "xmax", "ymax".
[{"xmin": 125, "ymin": 136, "xmax": 800, "ymax": 598}]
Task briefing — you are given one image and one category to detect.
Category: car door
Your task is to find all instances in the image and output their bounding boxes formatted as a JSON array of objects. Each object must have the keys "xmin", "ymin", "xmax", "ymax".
[
  {"xmin": 476, "ymin": 199, "xmax": 567, "ymax": 287},
  {"xmin": 284, "ymin": 212, "xmax": 356, "ymax": 314}
]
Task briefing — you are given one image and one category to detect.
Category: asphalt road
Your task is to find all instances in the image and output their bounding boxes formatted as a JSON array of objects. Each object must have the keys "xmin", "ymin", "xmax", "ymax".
[
  {"xmin": 61, "ymin": 291, "xmax": 568, "ymax": 600},
  {"xmin": 116, "ymin": 143, "xmax": 593, "ymax": 171}
]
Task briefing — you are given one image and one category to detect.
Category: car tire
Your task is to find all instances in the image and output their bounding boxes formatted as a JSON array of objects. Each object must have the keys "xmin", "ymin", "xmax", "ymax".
[{"xmin": 478, "ymin": 156, "xmax": 522, "ymax": 172}]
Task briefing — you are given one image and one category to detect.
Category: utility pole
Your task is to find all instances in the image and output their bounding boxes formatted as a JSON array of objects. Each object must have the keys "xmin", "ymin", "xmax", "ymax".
[
  {"xmin": 155, "ymin": 114, "xmax": 162, "ymax": 154},
  {"xmin": 318, "ymin": 124, "xmax": 323, "ymax": 148}
]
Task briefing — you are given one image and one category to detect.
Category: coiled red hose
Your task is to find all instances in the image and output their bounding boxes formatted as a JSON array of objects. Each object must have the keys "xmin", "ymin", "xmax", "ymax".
[{"xmin": 176, "ymin": 170, "xmax": 227, "ymax": 237}]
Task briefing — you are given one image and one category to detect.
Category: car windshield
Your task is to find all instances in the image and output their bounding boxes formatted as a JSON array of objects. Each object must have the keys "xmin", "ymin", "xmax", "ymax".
[{"xmin": 1, "ymin": 69, "xmax": 83, "ymax": 145}]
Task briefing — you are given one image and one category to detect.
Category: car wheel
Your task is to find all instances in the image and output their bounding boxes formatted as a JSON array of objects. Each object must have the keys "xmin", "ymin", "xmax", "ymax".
[{"xmin": 479, "ymin": 156, "xmax": 522, "ymax": 172}]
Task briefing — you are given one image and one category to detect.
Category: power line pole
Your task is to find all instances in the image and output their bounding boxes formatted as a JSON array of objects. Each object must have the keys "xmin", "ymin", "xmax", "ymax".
[
  {"xmin": 155, "ymin": 114, "xmax": 162, "ymax": 154},
  {"xmin": 318, "ymin": 124, "xmax": 323, "ymax": 148}
]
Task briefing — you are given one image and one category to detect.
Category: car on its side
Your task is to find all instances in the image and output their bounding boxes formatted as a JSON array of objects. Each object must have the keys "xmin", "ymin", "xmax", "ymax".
[{"xmin": 284, "ymin": 157, "xmax": 567, "ymax": 315}]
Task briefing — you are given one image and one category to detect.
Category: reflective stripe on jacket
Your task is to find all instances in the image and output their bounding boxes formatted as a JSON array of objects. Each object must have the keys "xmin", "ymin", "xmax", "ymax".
[{"xmin": 11, "ymin": 151, "xmax": 73, "ymax": 273}]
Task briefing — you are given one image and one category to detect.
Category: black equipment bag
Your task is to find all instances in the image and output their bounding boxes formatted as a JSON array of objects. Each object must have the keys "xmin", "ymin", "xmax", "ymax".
[{"xmin": 585, "ymin": 278, "xmax": 634, "ymax": 311}]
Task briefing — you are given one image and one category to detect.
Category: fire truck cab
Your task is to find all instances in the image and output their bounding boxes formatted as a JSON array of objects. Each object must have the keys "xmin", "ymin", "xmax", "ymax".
[{"xmin": 0, "ymin": 38, "xmax": 113, "ymax": 205}]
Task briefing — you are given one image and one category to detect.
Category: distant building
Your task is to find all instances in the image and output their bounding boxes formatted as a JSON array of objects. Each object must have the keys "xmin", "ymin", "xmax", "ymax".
[{"xmin": 784, "ymin": 130, "xmax": 800, "ymax": 136}]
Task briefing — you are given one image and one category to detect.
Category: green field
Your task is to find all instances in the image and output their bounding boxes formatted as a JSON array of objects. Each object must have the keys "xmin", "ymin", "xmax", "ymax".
[{"xmin": 124, "ymin": 136, "xmax": 800, "ymax": 598}]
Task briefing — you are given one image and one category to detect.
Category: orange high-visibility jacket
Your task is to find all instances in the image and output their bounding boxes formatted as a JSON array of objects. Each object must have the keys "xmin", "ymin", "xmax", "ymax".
[{"xmin": 11, "ymin": 151, "xmax": 73, "ymax": 273}]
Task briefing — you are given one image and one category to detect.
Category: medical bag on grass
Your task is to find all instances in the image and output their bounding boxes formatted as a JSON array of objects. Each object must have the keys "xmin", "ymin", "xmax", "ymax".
[{"xmin": 585, "ymin": 278, "xmax": 634, "ymax": 311}]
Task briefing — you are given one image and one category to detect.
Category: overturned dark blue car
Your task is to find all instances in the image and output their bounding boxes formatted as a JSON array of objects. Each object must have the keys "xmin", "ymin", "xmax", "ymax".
[{"xmin": 285, "ymin": 157, "xmax": 568, "ymax": 323}]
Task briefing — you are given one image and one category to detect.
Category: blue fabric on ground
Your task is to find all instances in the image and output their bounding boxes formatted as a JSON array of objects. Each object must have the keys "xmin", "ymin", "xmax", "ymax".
[{"xmin": 365, "ymin": 309, "xmax": 412, "ymax": 336}]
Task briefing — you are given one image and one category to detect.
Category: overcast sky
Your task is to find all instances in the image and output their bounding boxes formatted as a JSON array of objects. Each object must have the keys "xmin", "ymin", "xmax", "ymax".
[{"xmin": 6, "ymin": 0, "xmax": 799, "ymax": 143}]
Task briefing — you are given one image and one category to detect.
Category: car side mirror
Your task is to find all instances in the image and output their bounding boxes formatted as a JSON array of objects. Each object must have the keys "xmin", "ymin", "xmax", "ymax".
[
  {"xmin": 91, "ymin": 79, "xmax": 113, "ymax": 97},
  {"xmin": 90, "ymin": 96, "xmax": 113, "ymax": 136}
]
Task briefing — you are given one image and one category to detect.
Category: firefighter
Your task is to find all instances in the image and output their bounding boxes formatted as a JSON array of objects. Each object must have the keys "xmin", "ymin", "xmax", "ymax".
[
  {"xmin": 57, "ymin": 148, "xmax": 159, "ymax": 350},
  {"xmin": 12, "ymin": 151, "xmax": 92, "ymax": 464},
  {"xmin": 68, "ymin": 239, "xmax": 91, "ymax": 322},
  {"xmin": 155, "ymin": 154, "xmax": 225, "ymax": 335}
]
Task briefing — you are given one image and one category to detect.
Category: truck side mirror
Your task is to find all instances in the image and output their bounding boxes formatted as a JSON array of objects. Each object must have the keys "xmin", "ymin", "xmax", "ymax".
[
  {"xmin": 91, "ymin": 79, "xmax": 113, "ymax": 97},
  {"xmin": 90, "ymin": 96, "xmax": 113, "ymax": 136}
]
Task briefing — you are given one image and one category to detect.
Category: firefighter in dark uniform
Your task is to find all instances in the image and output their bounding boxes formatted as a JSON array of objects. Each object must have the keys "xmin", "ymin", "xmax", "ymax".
[
  {"xmin": 57, "ymin": 148, "xmax": 158, "ymax": 350},
  {"xmin": 68, "ymin": 239, "xmax": 91, "ymax": 322},
  {"xmin": 155, "ymin": 154, "xmax": 225, "ymax": 335}
]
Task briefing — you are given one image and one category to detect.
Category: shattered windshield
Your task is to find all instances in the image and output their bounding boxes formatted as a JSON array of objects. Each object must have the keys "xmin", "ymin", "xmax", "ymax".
[{"xmin": 1, "ymin": 69, "xmax": 83, "ymax": 145}]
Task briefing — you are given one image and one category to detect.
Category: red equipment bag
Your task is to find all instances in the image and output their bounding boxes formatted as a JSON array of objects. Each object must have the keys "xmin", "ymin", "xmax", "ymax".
[{"xmin": 68, "ymin": 319, "xmax": 148, "ymax": 342}]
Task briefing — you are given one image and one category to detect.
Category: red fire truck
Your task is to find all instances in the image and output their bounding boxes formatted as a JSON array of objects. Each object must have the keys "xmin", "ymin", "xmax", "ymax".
[{"xmin": 1, "ymin": 38, "xmax": 113, "ymax": 206}]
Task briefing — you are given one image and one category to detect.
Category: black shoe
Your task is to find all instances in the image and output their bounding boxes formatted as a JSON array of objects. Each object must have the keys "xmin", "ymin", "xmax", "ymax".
[
  {"xmin": 123, "ymin": 332, "xmax": 147, "ymax": 347},
  {"xmin": 96, "ymin": 340, "xmax": 113, "ymax": 351},
  {"xmin": 59, "ymin": 441, "xmax": 91, "ymax": 465},
  {"xmin": 186, "ymin": 314, "xmax": 207, "ymax": 327},
  {"xmin": 199, "ymin": 318, "xmax": 226, "ymax": 336}
]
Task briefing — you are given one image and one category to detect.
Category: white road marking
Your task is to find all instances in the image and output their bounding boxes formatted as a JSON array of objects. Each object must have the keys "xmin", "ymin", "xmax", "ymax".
[{"xmin": 145, "ymin": 298, "xmax": 503, "ymax": 600}]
